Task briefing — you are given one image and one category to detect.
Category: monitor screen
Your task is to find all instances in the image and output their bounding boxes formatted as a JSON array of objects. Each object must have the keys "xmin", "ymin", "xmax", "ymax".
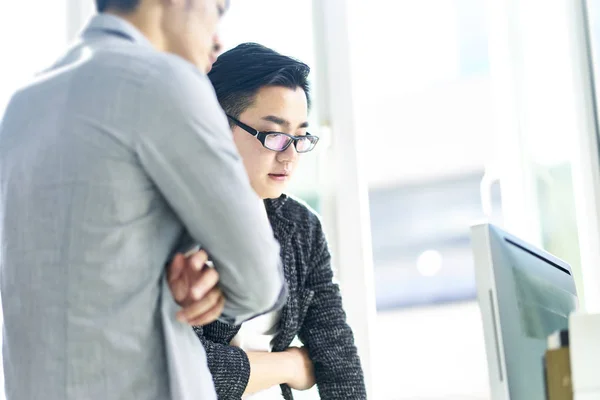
[{"xmin": 471, "ymin": 223, "xmax": 578, "ymax": 400}]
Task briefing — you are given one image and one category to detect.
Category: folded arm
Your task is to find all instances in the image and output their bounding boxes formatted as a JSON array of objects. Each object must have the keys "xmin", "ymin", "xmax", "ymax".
[
  {"xmin": 136, "ymin": 58, "xmax": 286, "ymax": 323},
  {"xmin": 193, "ymin": 325, "xmax": 314, "ymax": 398}
]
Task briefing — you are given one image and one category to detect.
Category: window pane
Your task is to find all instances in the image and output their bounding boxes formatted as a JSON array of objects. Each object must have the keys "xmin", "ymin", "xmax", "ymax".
[{"xmin": 346, "ymin": 0, "xmax": 495, "ymax": 398}]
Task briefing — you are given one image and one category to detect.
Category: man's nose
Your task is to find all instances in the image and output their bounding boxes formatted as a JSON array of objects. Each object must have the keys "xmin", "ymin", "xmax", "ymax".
[
  {"xmin": 278, "ymin": 142, "xmax": 298, "ymax": 162},
  {"xmin": 212, "ymin": 33, "xmax": 223, "ymax": 56}
]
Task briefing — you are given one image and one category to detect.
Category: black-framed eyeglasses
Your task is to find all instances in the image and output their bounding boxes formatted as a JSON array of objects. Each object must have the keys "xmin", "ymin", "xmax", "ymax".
[{"xmin": 227, "ymin": 115, "xmax": 319, "ymax": 153}]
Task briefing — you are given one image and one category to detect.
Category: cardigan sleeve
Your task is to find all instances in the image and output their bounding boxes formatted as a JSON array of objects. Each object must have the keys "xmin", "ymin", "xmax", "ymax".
[
  {"xmin": 193, "ymin": 325, "xmax": 250, "ymax": 399},
  {"xmin": 297, "ymin": 223, "xmax": 367, "ymax": 399}
]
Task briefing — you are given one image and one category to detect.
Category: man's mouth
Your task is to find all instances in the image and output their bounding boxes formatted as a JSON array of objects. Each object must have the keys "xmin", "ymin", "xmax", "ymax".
[{"xmin": 268, "ymin": 173, "xmax": 289, "ymax": 181}]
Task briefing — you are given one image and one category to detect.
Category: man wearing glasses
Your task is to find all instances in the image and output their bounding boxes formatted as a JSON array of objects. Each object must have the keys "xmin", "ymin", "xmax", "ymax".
[{"xmin": 179, "ymin": 43, "xmax": 366, "ymax": 400}]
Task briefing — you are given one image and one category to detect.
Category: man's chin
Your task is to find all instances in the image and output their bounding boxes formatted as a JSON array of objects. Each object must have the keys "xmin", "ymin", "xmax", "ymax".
[
  {"xmin": 260, "ymin": 188, "xmax": 284, "ymax": 200},
  {"xmin": 254, "ymin": 179, "xmax": 288, "ymax": 200}
]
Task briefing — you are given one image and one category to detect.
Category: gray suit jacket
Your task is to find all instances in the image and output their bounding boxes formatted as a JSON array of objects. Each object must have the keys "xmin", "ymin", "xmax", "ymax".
[{"xmin": 0, "ymin": 14, "xmax": 285, "ymax": 400}]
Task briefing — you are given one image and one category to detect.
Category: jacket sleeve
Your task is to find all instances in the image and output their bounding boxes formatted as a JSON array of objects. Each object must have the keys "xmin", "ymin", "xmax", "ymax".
[
  {"xmin": 298, "ymin": 224, "xmax": 367, "ymax": 399},
  {"xmin": 193, "ymin": 325, "xmax": 250, "ymax": 399},
  {"xmin": 136, "ymin": 57, "xmax": 286, "ymax": 324}
]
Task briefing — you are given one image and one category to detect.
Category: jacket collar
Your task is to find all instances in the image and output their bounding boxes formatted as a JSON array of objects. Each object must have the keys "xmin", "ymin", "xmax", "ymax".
[
  {"xmin": 264, "ymin": 194, "xmax": 288, "ymax": 214},
  {"xmin": 264, "ymin": 194, "xmax": 300, "ymax": 351},
  {"xmin": 81, "ymin": 13, "xmax": 154, "ymax": 48}
]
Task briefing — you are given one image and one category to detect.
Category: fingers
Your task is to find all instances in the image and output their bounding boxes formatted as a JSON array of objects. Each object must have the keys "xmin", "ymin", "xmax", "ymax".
[
  {"xmin": 188, "ymin": 250, "xmax": 209, "ymax": 272},
  {"xmin": 168, "ymin": 250, "xmax": 210, "ymax": 304},
  {"xmin": 168, "ymin": 253, "xmax": 185, "ymax": 283},
  {"xmin": 171, "ymin": 278, "xmax": 189, "ymax": 303},
  {"xmin": 191, "ymin": 267, "xmax": 219, "ymax": 301},
  {"xmin": 168, "ymin": 254, "xmax": 188, "ymax": 302},
  {"xmin": 187, "ymin": 294, "xmax": 226, "ymax": 327},
  {"xmin": 177, "ymin": 287, "xmax": 224, "ymax": 324}
]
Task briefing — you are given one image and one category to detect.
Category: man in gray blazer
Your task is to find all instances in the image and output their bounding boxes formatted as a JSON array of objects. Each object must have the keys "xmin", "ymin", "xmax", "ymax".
[{"xmin": 0, "ymin": 1, "xmax": 286, "ymax": 399}]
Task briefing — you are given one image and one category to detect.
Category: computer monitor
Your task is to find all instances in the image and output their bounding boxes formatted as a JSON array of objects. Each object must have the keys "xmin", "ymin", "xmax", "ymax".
[{"xmin": 470, "ymin": 223, "xmax": 579, "ymax": 400}]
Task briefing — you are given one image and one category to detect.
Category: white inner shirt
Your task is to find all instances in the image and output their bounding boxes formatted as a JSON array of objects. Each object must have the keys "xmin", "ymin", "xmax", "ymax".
[{"xmin": 231, "ymin": 310, "xmax": 283, "ymax": 399}]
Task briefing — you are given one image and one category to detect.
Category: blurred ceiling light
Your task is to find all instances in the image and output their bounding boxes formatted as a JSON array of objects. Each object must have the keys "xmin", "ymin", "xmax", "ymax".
[{"xmin": 416, "ymin": 250, "xmax": 443, "ymax": 277}]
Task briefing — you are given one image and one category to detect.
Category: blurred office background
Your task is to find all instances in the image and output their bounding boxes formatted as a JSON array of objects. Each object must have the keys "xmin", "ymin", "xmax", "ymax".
[{"xmin": 3, "ymin": 1, "xmax": 600, "ymax": 399}]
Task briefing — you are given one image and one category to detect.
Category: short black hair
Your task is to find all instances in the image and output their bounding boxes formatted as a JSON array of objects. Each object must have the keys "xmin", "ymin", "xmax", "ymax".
[
  {"xmin": 208, "ymin": 43, "xmax": 311, "ymax": 122},
  {"xmin": 95, "ymin": 0, "xmax": 140, "ymax": 13}
]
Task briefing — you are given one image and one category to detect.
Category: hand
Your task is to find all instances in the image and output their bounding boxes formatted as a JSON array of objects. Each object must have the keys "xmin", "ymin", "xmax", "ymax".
[
  {"xmin": 284, "ymin": 347, "xmax": 316, "ymax": 391},
  {"xmin": 167, "ymin": 250, "xmax": 225, "ymax": 326}
]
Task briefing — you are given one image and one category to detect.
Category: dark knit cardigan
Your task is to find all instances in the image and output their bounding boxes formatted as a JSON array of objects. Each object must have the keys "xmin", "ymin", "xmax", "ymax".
[{"xmin": 193, "ymin": 195, "xmax": 366, "ymax": 399}]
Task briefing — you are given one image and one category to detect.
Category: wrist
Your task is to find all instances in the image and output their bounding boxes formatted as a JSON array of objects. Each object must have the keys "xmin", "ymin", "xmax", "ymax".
[{"xmin": 281, "ymin": 349, "xmax": 298, "ymax": 384}]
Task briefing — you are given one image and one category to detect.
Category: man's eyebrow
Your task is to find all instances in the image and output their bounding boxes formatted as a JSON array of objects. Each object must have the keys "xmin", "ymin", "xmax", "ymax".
[{"xmin": 262, "ymin": 115, "xmax": 309, "ymax": 129}]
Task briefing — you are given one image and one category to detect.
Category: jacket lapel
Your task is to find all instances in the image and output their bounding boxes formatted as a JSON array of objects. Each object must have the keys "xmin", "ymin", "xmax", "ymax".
[{"xmin": 270, "ymin": 216, "xmax": 299, "ymax": 352}]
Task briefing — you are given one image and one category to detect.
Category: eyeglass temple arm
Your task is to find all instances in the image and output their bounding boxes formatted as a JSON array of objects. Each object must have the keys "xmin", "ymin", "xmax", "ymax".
[{"xmin": 226, "ymin": 114, "xmax": 259, "ymax": 136}]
